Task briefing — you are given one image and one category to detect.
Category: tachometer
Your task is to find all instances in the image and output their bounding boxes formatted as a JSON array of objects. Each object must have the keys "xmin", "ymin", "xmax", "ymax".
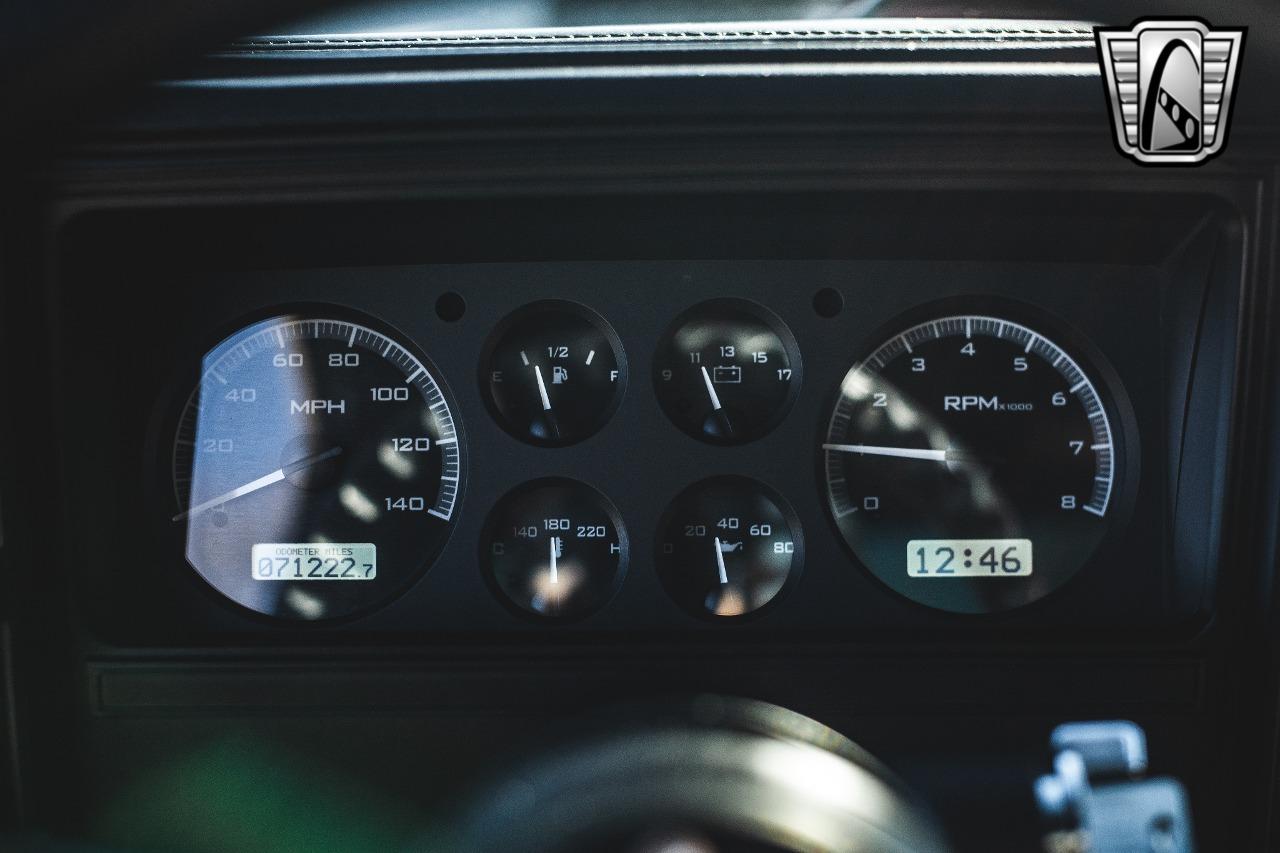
[
  {"xmin": 172, "ymin": 313, "xmax": 463, "ymax": 621},
  {"xmin": 822, "ymin": 314, "xmax": 1121, "ymax": 614}
]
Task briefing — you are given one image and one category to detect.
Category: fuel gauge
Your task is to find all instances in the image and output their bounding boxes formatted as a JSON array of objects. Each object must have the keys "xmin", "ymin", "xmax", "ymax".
[
  {"xmin": 482, "ymin": 479, "xmax": 628, "ymax": 621},
  {"xmin": 482, "ymin": 302, "xmax": 626, "ymax": 446},
  {"xmin": 656, "ymin": 477, "xmax": 802, "ymax": 620}
]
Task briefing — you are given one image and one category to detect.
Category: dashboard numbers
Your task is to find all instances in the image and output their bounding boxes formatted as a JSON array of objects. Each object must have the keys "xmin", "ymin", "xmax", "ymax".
[
  {"xmin": 822, "ymin": 314, "xmax": 1120, "ymax": 614},
  {"xmin": 481, "ymin": 479, "xmax": 628, "ymax": 620},
  {"xmin": 656, "ymin": 477, "xmax": 801, "ymax": 619},
  {"xmin": 481, "ymin": 302, "xmax": 626, "ymax": 446},
  {"xmin": 172, "ymin": 313, "xmax": 463, "ymax": 621},
  {"xmin": 907, "ymin": 539, "xmax": 1032, "ymax": 578},
  {"xmin": 654, "ymin": 299, "xmax": 801, "ymax": 444}
]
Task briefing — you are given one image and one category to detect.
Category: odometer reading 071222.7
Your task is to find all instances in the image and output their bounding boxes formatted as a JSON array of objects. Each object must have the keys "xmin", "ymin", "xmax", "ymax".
[
  {"xmin": 823, "ymin": 315, "xmax": 1120, "ymax": 614},
  {"xmin": 172, "ymin": 314, "xmax": 463, "ymax": 622}
]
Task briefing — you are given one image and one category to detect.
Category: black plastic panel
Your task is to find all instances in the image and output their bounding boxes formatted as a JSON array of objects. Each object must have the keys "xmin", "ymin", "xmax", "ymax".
[{"xmin": 54, "ymin": 191, "xmax": 1239, "ymax": 644}]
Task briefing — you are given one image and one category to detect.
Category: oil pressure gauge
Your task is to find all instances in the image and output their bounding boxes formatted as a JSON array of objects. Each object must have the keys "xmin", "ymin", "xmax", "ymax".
[
  {"xmin": 656, "ymin": 477, "xmax": 802, "ymax": 620},
  {"xmin": 481, "ymin": 302, "xmax": 626, "ymax": 447},
  {"xmin": 654, "ymin": 299, "xmax": 801, "ymax": 444}
]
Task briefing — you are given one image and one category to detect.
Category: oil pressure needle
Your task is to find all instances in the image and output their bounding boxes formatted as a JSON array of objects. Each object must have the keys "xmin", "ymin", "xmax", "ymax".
[
  {"xmin": 172, "ymin": 446, "xmax": 342, "ymax": 521},
  {"xmin": 714, "ymin": 536, "xmax": 729, "ymax": 585}
]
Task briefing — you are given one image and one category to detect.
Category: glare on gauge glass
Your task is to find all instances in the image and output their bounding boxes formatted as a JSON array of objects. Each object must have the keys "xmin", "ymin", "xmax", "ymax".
[
  {"xmin": 172, "ymin": 314, "xmax": 463, "ymax": 621},
  {"xmin": 822, "ymin": 314, "xmax": 1119, "ymax": 614}
]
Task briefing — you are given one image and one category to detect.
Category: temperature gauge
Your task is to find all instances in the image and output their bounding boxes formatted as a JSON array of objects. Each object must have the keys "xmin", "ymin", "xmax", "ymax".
[
  {"xmin": 482, "ymin": 479, "xmax": 628, "ymax": 621},
  {"xmin": 654, "ymin": 299, "xmax": 801, "ymax": 444},
  {"xmin": 656, "ymin": 477, "xmax": 801, "ymax": 619},
  {"xmin": 482, "ymin": 302, "xmax": 626, "ymax": 446}
]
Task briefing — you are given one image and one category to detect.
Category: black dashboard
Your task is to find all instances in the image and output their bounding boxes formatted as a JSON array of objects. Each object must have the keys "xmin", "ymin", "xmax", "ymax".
[{"xmin": 3, "ymin": 6, "xmax": 1280, "ymax": 852}]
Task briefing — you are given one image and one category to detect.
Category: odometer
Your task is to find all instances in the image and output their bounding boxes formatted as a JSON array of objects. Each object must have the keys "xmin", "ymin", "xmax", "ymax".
[
  {"xmin": 822, "ymin": 314, "xmax": 1120, "ymax": 614},
  {"xmin": 172, "ymin": 313, "xmax": 463, "ymax": 621}
]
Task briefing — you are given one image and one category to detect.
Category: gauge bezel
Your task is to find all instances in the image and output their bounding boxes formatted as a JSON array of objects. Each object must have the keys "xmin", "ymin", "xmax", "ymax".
[
  {"xmin": 478, "ymin": 300, "xmax": 629, "ymax": 448},
  {"xmin": 652, "ymin": 297, "xmax": 804, "ymax": 446},
  {"xmin": 479, "ymin": 477, "xmax": 631, "ymax": 624},
  {"xmin": 152, "ymin": 302, "xmax": 468, "ymax": 627},
  {"xmin": 655, "ymin": 475, "xmax": 805, "ymax": 623},
  {"xmin": 817, "ymin": 296, "xmax": 1140, "ymax": 616}
]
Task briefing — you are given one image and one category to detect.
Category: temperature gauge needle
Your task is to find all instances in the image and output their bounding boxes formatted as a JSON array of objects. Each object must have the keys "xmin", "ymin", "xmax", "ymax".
[
  {"xmin": 714, "ymin": 536, "xmax": 729, "ymax": 585},
  {"xmin": 173, "ymin": 446, "xmax": 342, "ymax": 521}
]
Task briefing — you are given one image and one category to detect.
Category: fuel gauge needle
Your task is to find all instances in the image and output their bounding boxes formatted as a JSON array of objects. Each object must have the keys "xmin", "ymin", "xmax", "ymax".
[
  {"xmin": 173, "ymin": 446, "xmax": 342, "ymax": 521},
  {"xmin": 714, "ymin": 536, "xmax": 729, "ymax": 585},
  {"xmin": 530, "ymin": 363, "xmax": 562, "ymax": 440},
  {"xmin": 534, "ymin": 364, "xmax": 553, "ymax": 412}
]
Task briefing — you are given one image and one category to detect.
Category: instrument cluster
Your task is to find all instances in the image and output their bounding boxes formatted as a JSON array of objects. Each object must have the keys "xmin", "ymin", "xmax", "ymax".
[{"xmin": 155, "ymin": 260, "xmax": 1155, "ymax": 631}]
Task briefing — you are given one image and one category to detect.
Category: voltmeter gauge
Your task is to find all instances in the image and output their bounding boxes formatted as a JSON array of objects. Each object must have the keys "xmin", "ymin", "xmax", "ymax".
[
  {"xmin": 171, "ymin": 313, "xmax": 464, "ymax": 622},
  {"xmin": 656, "ymin": 477, "xmax": 802, "ymax": 619},
  {"xmin": 822, "ymin": 314, "xmax": 1123, "ymax": 614},
  {"xmin": 482, "ymin": 479, "xmax": 628, "ymax": 621},
  {"xmin": 481, "ymin": 302, "xmax": 626, "ymax": 447},
  {"xmin": 654, "ymin": 299, "xmax": 801, "ymax": 445}
]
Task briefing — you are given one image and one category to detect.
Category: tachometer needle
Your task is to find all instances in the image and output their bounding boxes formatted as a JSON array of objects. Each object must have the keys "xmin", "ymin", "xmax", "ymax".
[
  {"xmin": 534, "ymin": 364, "xmax": 553, "ymax": 411},
  {"xmin": 822, "ymin": 443, "xmax": 948, "ymax": 462},
  {"xmin": 714, "ymin": 536, "xmax": 729, "ymax": 585},
  {"xmin": 173, "ymin": 446, "xmax": 343, "ymax": 521},
  {"xmin": 700, "ymin": 366, "xmax": 723, "ymax": 411}
]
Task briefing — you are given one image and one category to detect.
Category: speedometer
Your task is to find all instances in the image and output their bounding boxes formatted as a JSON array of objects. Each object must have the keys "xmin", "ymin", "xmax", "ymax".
[
  {"xmin": 822, "ymin": 314, "xmax": 1122, "ymax": 614},
  {"xmin": 172, "ymin": 313, "xmax": 463, "ymax": 621}
]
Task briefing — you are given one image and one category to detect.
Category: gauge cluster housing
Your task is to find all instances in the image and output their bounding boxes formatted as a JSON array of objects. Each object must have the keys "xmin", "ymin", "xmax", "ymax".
[{"xmin": 54, "ymin": 189, "xmax": 1240, "ymax": 643}]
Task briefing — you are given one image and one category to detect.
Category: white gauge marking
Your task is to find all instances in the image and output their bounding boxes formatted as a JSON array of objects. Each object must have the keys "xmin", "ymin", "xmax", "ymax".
[
  {"xmin": 520, "ymin": 350, "xmax": 529, "ymax": 366},
  {"xmin": 714, "ymin": 536, "xmax": 729, "ymax": 585},
  {"xmin": 586, "ymin": 349, "xmax": 595, "ymax": 365},
  {"xmin": 823, "ymin": 443, "xmax": 949, "ymax": 462},
  {"xmin": 534, "ymin": 364, "xmax": 552, "ymax": 411},
  {"xmin": 824, "ymin": 314, "xmax": 1115, "ymax": 519},
  {"xmin": 176, "ymin": 318, "xmax": 463, "ymax": 525},
  {"xmin": 701, "ymin": 365, "xmax": 723, "ymax": 411}
]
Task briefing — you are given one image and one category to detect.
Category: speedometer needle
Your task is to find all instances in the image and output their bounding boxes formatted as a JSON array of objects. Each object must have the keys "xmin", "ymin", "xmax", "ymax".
[
  {"xmin": 714, "ymin": 536, "xmax": 729, "ymax": 585},
  {"xmin": 822, "ymin": 443, "xmax": 949, "ymax": 462},
  {"xmin": 172, "ymin": 446, "xmax": 343, "ymax": 521}
]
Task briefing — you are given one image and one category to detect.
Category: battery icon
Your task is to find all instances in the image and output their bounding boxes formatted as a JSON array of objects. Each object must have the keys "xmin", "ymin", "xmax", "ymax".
[{"xmin": 712, "ymin": 365, "xmax": 742, "ymax": 384}]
